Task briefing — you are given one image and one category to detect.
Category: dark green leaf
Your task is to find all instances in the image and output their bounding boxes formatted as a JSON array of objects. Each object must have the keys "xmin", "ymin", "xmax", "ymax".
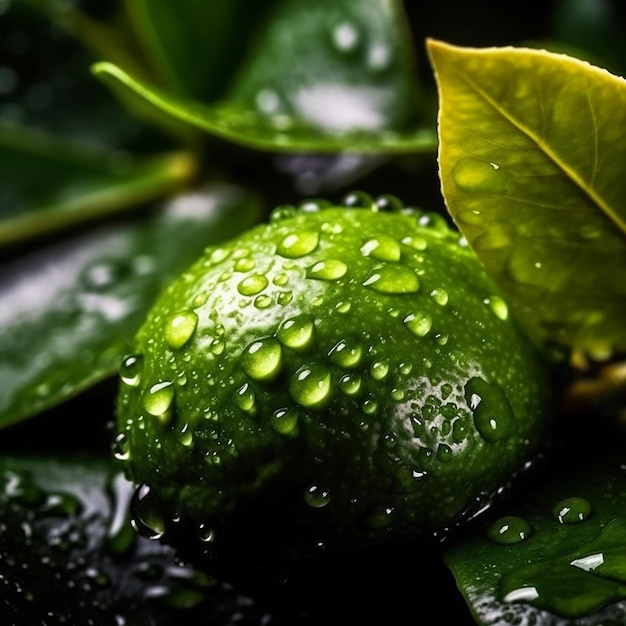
[
  {"xmin": 0, "ymin": 453, "xmax": 287, "ymax": 625},
  {"xmin": 444, "ymin": 445, "xmax": 626, "ymax": 624},
  {"xmin": 0, "ymin": 123, "xmax": 196, "ymax": 247},
  {"xmin": 93, "ymin": 61, "xmax": 436, "ymax": 154},
  {"xmin": 125, "ymin": 0, "xmax": 272, "ymax": 101},
  {"xmin": 427, "ymin": 39, "xmax": 626, "ymax": 357},
  {"xmin": 0, "ymin": 184, "xmax": 262, "ymax": 429},
  {"xmin": 225, "ymin": 0, "xmax": 426, "ymax": 134}
]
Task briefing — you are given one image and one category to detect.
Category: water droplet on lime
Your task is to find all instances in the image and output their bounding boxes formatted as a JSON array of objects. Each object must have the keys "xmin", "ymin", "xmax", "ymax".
[
  {"xmin": 271, "ymin": 407, "xmax": 299, "ymax": 435},
  {"xmin": 289, "ymin": 363, "xmax": 332, "ymax": 408},
  {"xmin": 143, "ymin": 382, "xmax": 175, "ymax": 419},
  {"xmin": 240, "ymin": 338, "xmax": 283, "ymax": 381},
  {"xmin": 304, "ymin": 484, "xmax": 331, "ymax": 508},
  {"xmin": 306, "ymin": 258, "xmax": 348, "ymax": 280},
  {"xmin": 465, "ymin": 377, "xmax": 515, "ymax": 443},
  {"xmin": 276, "ymin": 230, "xmax": 320, "ymax": 258},
  {"xmin": 360, "ymin": 235, "xmax": 401, "ymax": 261},
  {"xmin": 328, "ymin": 338, "xmax": 363, "ymax": 368},
  {"xmin": 362, "ymin": 264, "xmax": 419, "ymax": 293},
  {"xmin": 404, "ymin": 312, "xmax": 432, "ymax": 337},
  {"xmin": 164, "ymin": 311, "xmax": 198, "ymax": 350},
  {"xmin": 237, "ymin": 274, "xmax": 269, "ymax": 296},
  {"xmin": 276, "ymin": 314, "xmax": 315, "ymax": 349},
  {"xmin": 130, "ymin": 484, "xmax": 166, "ymax": 540},
  {"xmin": 120, "ymin": 354, "xmax": 143, "ymax": 386}
]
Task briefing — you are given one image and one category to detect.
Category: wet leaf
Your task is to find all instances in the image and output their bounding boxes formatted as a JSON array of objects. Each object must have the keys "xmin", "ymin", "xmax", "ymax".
[
  {"xmin": 444, "ymin": 444, "xmax": 626, "ymax": 625},
  {"xmin": 0, "ymin": 184, "xmax": 262, "ymax": 429},
  {"xmin": 0, "ymin": 123, "xmax": 196, "ymax": 248},
  {"xmin": 0, "ymin": 453, "xmax": 290, "ymax": 625},
  {"xmin": 427, "ymin": 40, "xmax": 626, "ymax": 356},
  {"xmin": 125, "ymin": 0, "xmax": 272, "ymax": 101},
  {"xmin": 93, "ymin": 61, "xmax": 436, "ymax": 154}
]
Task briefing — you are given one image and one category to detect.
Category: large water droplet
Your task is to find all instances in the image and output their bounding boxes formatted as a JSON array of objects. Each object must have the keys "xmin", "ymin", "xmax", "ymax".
[
  {"xmin": 130, "ymin": 484, "xmax": 166, "ymax": 540},
  {"xmin": 304, "ymin": 484, "xmax": 331, "ymax": 508},
  {"xmin": 404, "ymin": 312, "xmax": 432, "ymax": 337},
  {"xmin": 143, "ymin": 382, "xmax": 175, "ymax": 420},
  {"xmin": 276, "ymin": 314, "xmax": 315, "ymax": 349},
  {"xmin": 370, "ymin": 360, "xmax": 389, "ymax": 381},
  {"xmin": 164, "ymin": 311, "xmax": 198, "ymax": 350},
  {"xmin": 271, "ymin": 407, "xmax": 299, "ymax": 435},
  {"xmin": 306, "ymin": 258, "xmax": 348, "ymax": 280},
  {"xmin": 120, "ymin": 354, "xmax": 144, "ymax": 386},
  {"xmin": 328, "ymin": 338, "xmax": 363, "ymax": 368},
  {"xmin": 276, "ymin": 230, "xmax": 319, "ymax": 258},
  {"xmin": 237, "ymin": 274, "xmax": 269, "ymax": 296},
  {"xmin": 452, "ymin": 157, "xmax": 507, "ymax": 194},
  {"xmin": 240, "ymin": 338, "xmax": 283, "ymax": 381},
  {"xmin": 339, "ymin": 373, "xmax": 362, "ymax": 396},
  {"xmin": 430, "ymin": 288, "xmax": 449, "ymax": 306},
  {"xmin": 360, "ymin": 235, "xmax": 401, "ymax": 261},
  {"xmin": 464, "ymin": 377, "xmax": 515, "ymax": 442},
  {"xmin": 362, "ymin": 264, "xmax": 419, "ymax": 293},
  {"xmin": 488, "ymin": 516, "xmax": 532, "ymax": 544},
  {"xmin": 485, "ymin": 294, "xmax": 509, "ymax": 320},
  {"xmin": 234, "ymin": 382, "xmax": 256, "ymax": 413},
  {"xmin": 553, "ymin": 497, "xmax": 592, "ymax": 524},
  {"xmin": 289, "ymin": 363, "xmax": 332, "ymax": 408},
  {"xmin": 112, "ymin": 432, "xmax": 131, "ymax": 461}
]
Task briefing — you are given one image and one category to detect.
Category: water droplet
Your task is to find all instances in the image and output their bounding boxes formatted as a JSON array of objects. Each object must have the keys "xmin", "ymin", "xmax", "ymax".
[
  {"xmin": 306, "ymin": 258, "xmax": 348, "ymax": 280},
  {"xmin": 304, "ymin": 484, "xmax": 331, "ymax": 508},
  {"xmin": 254, "ymin": 294, "xmax": 273, "ymax": 309},
  {"xmin": 277, "ymin": 291, "xmax": 293, "ymax": 306},
  {"xmin": 271, "ymin": 407, "xmax": 299, "ymax": 435},
  {"xmin": 130, "ymin": 484, "xmax": 166, "ymax": 540},
  {"xmin": 289, "ymin": 363, "xmax": 332, "ymax": 408},
  {"xmin": 164, "ymin": 311, "xmax": 198, "ymax": 350},
  {"xmin": 374, "ymin": 194, "xmax": 403, "ymax": 212},
  {"xmin": 404, "ymin": 312, "xmax": 432, "ymax": 337},
  {"xmin": 430, "ymin": 288, "xmax": 449, "ymax": 306},
  {"xmin": 143, "ymin": 382, "xmax": 175, "ymax": 420},
  {"xmin": 234, "ymin": 257, "xmax": 256, "ymax": 272},
  {"xmin": 197, "ymin": 523, "xmax": 215, "ymax": 543},
  {"xmin": 452, "ymin": 157, "xmax": 507, "ymax": 194},
  {"xmin": 234, "ymin": 382, "xmax": 256, "ymax": 413},
  {"xmin": 464, "ymin": 377, "xmax": 515, "ymax": 442},
  {"xmin": 276, "ymin": 230, "xmax": 319, "ymax": 258},
  {"xmin": 335, "ymin": 300, "xmax": 351, "ymax": 314},
  {"xmin": 270, "ymin": 204, "xmax": 297, "ymax": 221},
  {"xmin": 276, "ymin": 314, "xmax": 315, "ymax": 349},
  {"xmin": 207, "ymin": 247, "xmax": 230, "ymax": 265},
  {"xmin": 362, "ymin": 398, "xmax": 378, "ymax": 415},
  {"xmin": 360, "ymin": 235, "xmax": 401, "ymax": 261},
  {"xmin": 178, "ymin": 423, "xmax": 194, "ymax": 447},
  {"xmin": 402, "ymin": 236, "xmax": 429, "ymax": 255},
  {"xmin": 390, "ymin": 388, "xmax": 405, "ymax": 401},
  {"xmin": 112, "ymin": 432, "xmax": 130, "ymax": 461},
  {"xmin": 339, "ymin": 373, "xmax": 362, "ymax": 396},
  {"xmin": 436, "ymin": 443, "xmax": 453, "ymax": 463},
  {"xmin": 331, "ymin": 21, "xmax": 360, "ymax": 53},
  {"xmin": 328, "ymin": 339, "xmax": 363, "ymax": 368},
  {"xmin": 362, "ymin": 264, "xmax": 419, "ymax": 293},
  {"xmin": 488, "ymin": 516, "xmax": 532, "ymax": 544},
  {"xmin": 237, "ymin": 274, "xmax": 269, "ymax": 296},
  {"xmin": 370, "ymin": 360, "xmax": 389, "ymax": 381},
  {"xmin": 485, "ymin": 294, "xmax": 509, "ymax": 320},
  {"xmin": 553, "ymin": 497, "xmax": 592, "ymax": 524},
  {"xmin": 342, "ymin": 190, "xmax": 373, "ymax": 208},
  {"xmin": 120, "ymin": 354, "xmax": 143, "ymax": 386},
  {"xmin": 240, "ymin": 338, "xmax": 283, "ymax": 381}
]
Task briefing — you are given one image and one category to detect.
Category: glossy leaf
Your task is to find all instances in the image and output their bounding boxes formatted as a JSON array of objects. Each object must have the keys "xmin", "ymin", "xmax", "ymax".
[
  {"xmin": 125, "ymin": 0, "xmax": 271, "ymax": 101},
  {"xmin": 0, "ymin": 123, "xmax": 196, "ymax": 248},
  {"xmin": 0, "ymin": 454, "xmax": 288, "ymax": 625},
  {"xmin": 0, "ymin": 185, "xmax": 262, "ymax": 429},
  {"xmin": 444, "ymin": 445, "xmax": 626, "ymax": 624},
  {"xmin": 225, "ymin": 0, "xmax": 424, "ymax": 134},
  {"xmin": 93, "ymin": 62, "xmax": 436, "ymax": 154},
  {"xmin": 427, "ymin": 40, "xmax": 626, "ymax": 356}
]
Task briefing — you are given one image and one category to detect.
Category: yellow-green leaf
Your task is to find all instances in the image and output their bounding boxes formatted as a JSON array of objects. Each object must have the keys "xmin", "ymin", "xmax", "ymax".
[{"xmin": 427, "ymin": 39, "xmax": 626, "ymax": 357}]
